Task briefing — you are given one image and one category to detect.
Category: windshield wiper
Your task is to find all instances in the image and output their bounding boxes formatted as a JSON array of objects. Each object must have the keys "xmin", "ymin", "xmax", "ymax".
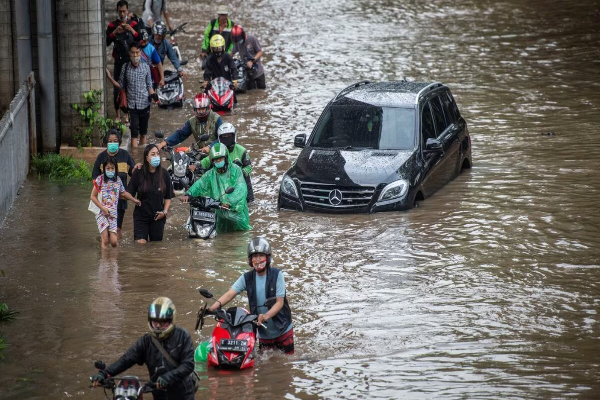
[{"xmin": 342, "ymin": 146, "xmax": 373, "ymax": 150}]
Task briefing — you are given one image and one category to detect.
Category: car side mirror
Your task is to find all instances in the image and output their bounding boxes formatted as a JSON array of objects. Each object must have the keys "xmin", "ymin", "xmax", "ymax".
[
  {"xmin": 198, "ymin": 288, "xmax": 213, "ymax": 298},
  {"xmin": 294, "ymin": 134, "xmax": 306, "ymax": 148},
  {"xmin": 199, "ymin": 134, "xmax": 210, "ymax": 142},
  {"xmin": 154, "ymin": 130, "xmax": 164, "ymax": 139},
  {"xmin": 424, "ymin": 138, "xmax": 443, "ymax": 154}
]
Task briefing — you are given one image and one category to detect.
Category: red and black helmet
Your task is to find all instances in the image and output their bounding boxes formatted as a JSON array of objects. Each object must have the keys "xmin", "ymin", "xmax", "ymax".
[
  {"xmin": 193, "ymin": 93, "xmax": 211, "ymax": 118},
  {"xmin": 231, "ymin": 25, "xmax": 246, "ymax": 45}
]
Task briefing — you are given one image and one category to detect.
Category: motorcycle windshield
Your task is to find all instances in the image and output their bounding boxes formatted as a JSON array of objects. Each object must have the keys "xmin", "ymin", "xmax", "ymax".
[{"xmin": 210, "ymin": 77, "xmax": 231, "ymax": 97}]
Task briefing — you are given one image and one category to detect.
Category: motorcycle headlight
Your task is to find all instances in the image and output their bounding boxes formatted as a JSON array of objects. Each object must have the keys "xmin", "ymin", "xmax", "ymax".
[
  {"xmin": 377, "ymin": 180, "xmax": 409, "ymax": 203},
  {"xmin": 196, "ymin": 225, "xmax": 212, "ymax": 238},
  {"xmin": 174, "ymin": 165, "xmax": 187, "ymax": 177},
  {"xmin": 280, "ymin": 175, "xmax": 299, "ymax": 198}
]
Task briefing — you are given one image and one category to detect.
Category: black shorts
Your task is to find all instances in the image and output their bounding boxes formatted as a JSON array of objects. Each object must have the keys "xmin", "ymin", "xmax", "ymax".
[
  {"xmin": 248, "ymin": 73, "xmax": 266, "ymax": 90},
  {"xmin": 133, "ymin": 213, "xmax": 166, "ymax": 241}
]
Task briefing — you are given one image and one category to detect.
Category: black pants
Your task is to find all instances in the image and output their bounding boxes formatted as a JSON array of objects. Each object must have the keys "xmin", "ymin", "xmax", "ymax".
[
  {"xmin": 248, "ymin": 73, "xmax": 266, "ymax": 90},
  {"xmin": 133, "ymin": 212, "xmax": 166, "ymax": 241},
  {"xmin": 129, "ymin": 106, "xmax": 151, "ymax": 138},
  {"xmin": 117, "ymin": 208, "xmax": 126, "ymax": 229},
  {"xmin": 113, "ymin": 60, "xmax": 127, "ymax": 112},
  {"xmin": 244, "ymin": 174, "xmax": 254, "ymax": 202}
]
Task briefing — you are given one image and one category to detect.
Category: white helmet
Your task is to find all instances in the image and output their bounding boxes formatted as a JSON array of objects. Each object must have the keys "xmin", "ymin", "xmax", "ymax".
[{"xmin": 217, "ymin": 122, "xmax": 236, "ymax": 148}]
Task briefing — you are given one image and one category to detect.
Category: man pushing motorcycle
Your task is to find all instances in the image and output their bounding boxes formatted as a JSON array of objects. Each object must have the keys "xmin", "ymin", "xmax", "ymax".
[
  {"xmin": 156, "ymin": 93, "xmax": 222, "ymax": 153},
  {"xmin": 180, "ymin": 143, "xmax": 251, "ymax": 232},
  {"xmin": 208, "ymin": 237, "xmax": 295, "ymax": 354},
  {"xmin": 90, "ymin": 297, "xmax": 197, "ymax": 399}
]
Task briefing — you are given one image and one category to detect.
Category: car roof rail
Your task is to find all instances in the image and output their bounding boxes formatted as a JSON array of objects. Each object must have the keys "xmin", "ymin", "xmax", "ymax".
[
  {"xmin": 333, "ymin": 81, "xmax": 371, "ymax": 101},
  {"xmin": 415, "ymin": 82, "xmax": 443, "ymax": 103}
]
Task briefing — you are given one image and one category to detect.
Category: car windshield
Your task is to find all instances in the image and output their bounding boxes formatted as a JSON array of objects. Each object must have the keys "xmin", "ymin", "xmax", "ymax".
[{"xmin": 310, "ymin": 102, "xmax": 416, "ymax": 150}]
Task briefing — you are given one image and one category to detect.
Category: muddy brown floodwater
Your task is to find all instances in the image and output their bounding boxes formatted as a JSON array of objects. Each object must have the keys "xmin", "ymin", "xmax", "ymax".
[{"xmin": 1, "ymin": 0, "xmax": 600, "ymax": 398}]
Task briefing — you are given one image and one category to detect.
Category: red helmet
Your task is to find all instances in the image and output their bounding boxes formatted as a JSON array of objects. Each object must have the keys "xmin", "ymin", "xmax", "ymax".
[
  {"xmin": 193, "ymin": 93, "xmax": 211, "ymax": 118},
  {"xmin": 231, "ymin": 25, "xmax": 246, "ymax": 44}
]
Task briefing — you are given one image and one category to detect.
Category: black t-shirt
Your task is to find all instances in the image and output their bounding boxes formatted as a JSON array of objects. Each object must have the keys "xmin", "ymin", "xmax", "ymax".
[
  {"xmin": 203, "ymin": 53, "xmax": 238, "ymax": 83},
  {"xmin": 92, "ymin": 149, "xmax": 136, "ymax": 209},
  {"xmin": 127, "ymin": 168, "xmax": 174, "ymax": 217}
]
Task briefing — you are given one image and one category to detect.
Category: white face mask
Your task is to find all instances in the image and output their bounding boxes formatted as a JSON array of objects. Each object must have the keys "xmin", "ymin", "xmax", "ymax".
[{"xmin": 131, "ymin": 56, "xmax": 141, "ymax": 64}]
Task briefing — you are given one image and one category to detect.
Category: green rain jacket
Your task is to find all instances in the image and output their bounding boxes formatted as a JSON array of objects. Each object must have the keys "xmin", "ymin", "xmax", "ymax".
[{"xmin": 186, "ymin": 162, "xmax": 251, "ymax": 232}]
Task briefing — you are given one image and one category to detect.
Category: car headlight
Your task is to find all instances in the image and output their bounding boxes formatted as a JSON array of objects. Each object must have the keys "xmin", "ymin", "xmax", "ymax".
[
  {"xmin": 280, "ymin": 175, "xmax": 299, "ymax": 198},
  {"xmin": 377, "ymin": 180, "xmax": 409, "ymax": 202}
]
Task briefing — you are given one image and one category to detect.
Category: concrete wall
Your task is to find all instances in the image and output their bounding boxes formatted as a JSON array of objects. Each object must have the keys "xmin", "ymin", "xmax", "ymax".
[
  {"xmin": 56, "ymin": 0, "xmax": 106, "ymax": 145},
  {"xmin": 0, "ymin": 76, "xmax": 35, "ymax": 226},
  {"xmin": 0, "ymin": 0, "xmax": 16, "ymax": 114}
]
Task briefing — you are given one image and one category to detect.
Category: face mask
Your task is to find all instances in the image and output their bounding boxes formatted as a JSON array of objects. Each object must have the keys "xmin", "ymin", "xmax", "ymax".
[
  {"xmin": 107, "ymin": 143, "xmax": 119, "ymax": 153},
  {"xmin": 150, "ymin": 156, "xmax": 161, "ymax": 167},
  {"xmin": 106, "ymin": 171, "xmax": 116, "ymax": 179},
  {"xmin": 214, "ymin": 160, "xmax": 226, "ymax": 169},
  {"xmin": 219, "ymin": 136, "xmax": 234, "ymax": 148},
  {"xmin": 131, "ymin": 56, "xmax": 141, "ymax": 64}
]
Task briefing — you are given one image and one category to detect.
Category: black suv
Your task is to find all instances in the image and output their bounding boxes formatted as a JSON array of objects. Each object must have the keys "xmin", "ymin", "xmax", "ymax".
[{"xmin": 278, "ymin": 81, "xmax": 472, "ymax": 213}]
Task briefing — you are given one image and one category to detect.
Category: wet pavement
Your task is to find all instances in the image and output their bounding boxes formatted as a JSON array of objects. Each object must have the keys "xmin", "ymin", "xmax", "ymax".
[{"xmin": 1, "ymin": 0, "xmax": 600, "ymax": 398}]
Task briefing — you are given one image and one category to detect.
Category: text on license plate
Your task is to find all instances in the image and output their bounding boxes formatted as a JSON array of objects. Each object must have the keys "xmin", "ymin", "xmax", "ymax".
[
  {"xmin": 220, "ymin": 339, "xmax": 248, "ymax": 352},
  {"xmin": 193, "ymin": 211, "xmax": 215, "ymax": 220}
]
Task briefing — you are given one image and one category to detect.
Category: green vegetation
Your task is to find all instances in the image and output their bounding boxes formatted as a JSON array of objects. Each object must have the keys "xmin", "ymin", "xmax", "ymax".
[
  {"xmin": 72, "ymin": 89, "xmax": 127, "ymax": 148},
  {"xmin": 1, "ymin": 269, "xmax": 18, "ymax": 359},
  {"xmin": 31, "ymin": 153, "xmax": 92, "ymax": 182}
]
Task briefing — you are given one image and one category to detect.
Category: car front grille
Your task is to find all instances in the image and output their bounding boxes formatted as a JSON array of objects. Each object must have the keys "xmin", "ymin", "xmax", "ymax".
[{"xmin": 299, "ymin": 181, "xmax": 376, "ymax": 209}]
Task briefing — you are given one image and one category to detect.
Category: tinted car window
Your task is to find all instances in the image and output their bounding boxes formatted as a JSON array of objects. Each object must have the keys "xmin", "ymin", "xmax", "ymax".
[
  {"xmin": 421, "ymin": 103, "xmax": 435, "ymax": 147},
  {"xmin": 430, "ymin": 96, "xmax": 447, "ymax": 137},
  {"xmin": 440, "ymin": 92, "xmax": 456, "ymax": 125},
  {"xmin": 447, "ymin": 92, "xmax": 461, "ymax": 120},
  {"xmin": 310, "ymin": 103, "xmax": 416, "ymax": 150}
]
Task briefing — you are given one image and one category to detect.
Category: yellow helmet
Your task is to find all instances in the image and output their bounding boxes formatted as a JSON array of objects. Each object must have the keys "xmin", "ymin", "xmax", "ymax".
[{"xmin": 209, "ymin": 34, "xmax": 226, "ymax": 55}]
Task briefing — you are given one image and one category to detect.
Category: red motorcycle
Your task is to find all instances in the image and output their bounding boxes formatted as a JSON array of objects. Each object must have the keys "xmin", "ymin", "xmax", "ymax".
[
  {"xmin": 206, "ymin": 77, "xmax": 235, "ymax": 114},
  {"xmin": 195, "ymin": 289, "xmax": 275, "ymax": 370}
]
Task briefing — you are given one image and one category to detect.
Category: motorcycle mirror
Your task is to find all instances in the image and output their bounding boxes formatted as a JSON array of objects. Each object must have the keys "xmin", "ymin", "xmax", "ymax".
[
  {"xmin": 94, "ymin": 360, "xmax": 106, "ymax": 370},
  {"xmin": 198, "ymin": 288, "xmax": 213, "ymax": 298},
  {"xmin": 265, "ymin": 297, "xmax": 277, "ymax": 309},
  {"xmin": 199, "ymin": 134, "xmax": 210, "ymax": 142},
  {"xmin": 225, "ymin": 186, "xmax": 235, "ymax": 194},
  {"xmin": 154, "ymin": 130, "xmax": 164, "ymax": 139}
]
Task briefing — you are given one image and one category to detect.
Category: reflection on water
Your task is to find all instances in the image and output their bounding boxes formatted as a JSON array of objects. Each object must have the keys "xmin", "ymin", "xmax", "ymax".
[{"xmin": 1, "ymin": 0, "xmax": 600, "ymax": 398}]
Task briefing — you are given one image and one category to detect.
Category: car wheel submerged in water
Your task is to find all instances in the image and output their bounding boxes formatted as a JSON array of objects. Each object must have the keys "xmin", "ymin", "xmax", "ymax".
[{"xmin": 278, "ymin": 80, "xmax": 472, "ymax": 213}]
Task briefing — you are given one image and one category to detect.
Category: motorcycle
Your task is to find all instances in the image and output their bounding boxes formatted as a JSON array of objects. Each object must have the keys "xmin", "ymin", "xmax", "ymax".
[
  {"xmin": 89, "ymin": 360, "xmax": 159, "ymax": 400},
  {"xmin": 167, "ymin": 22, "xmax": 188, "ymax": 66},
  {"xmin": 194, "ymin": 289, "xmax": 276, "ymax": 369},
  {"xmin": 157, "ymin": 69, "xmax": 184, "ymax": 108},
  {"xmin": 187, "ymin": 186, "xmax": 234, "ymax": 239},
  {"xmin": 233, "ymin": 57, "xmax": 259, "ymax": 94},
  {"xmin": 155, "ymin": 132, "xmax": 209, "ymax": 194},
  {"xmin": 206, "ymin": 77, "xmax": 235, "ymax": 114}
]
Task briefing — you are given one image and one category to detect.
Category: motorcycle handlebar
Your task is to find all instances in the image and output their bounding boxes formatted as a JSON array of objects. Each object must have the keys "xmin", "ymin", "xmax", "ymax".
[{"xmin": 167, "ymin": 22, "xmax": 187, "ymax": 36}]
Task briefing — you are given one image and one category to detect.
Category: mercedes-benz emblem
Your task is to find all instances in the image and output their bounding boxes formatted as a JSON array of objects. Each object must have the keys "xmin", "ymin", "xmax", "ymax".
[{"xmin": 328, "ymin": 189, "xmax": 343, "ymax": 206}]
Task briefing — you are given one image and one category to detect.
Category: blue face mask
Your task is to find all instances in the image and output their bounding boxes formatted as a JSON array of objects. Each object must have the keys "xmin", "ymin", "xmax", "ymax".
[
  {"xmin": 214, "ymin": 160, "xmax": 226, "ymax": 169},
  {"xmin": 107, "ymin": 143, "xmax": 119, "ymax": 153},
  {"xmin": 106, "ymin": 170, "xmax": 116, "ymax": 179},
  {"xmin": 150, "ymin": 156, "xmax": 161, "ymax": 167}
]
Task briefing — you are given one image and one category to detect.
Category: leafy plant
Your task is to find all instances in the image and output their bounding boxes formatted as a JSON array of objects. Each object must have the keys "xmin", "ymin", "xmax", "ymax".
[
  {"xmin": 0, "ymin": 303, "xmax": 18, "ymax": 323},
  {"xmin": 30, "ymin": 153, "xmax": 92, "ymax": 182},
  {"xmin": 72, "ymin": 89, "xmax": 127, "ymax": 148}
]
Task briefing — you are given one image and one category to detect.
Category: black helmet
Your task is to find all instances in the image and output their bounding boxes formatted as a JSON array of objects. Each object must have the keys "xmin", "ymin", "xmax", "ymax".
[{"xmin": 247, "ymin": 237, "xmax": 272, "ymax": 268}]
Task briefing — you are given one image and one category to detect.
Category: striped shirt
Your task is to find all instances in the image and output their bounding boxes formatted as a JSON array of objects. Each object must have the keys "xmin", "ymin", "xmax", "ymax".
[{"xmin": 119, "ymin": 62, "xmax": 152, "ymax": 110}]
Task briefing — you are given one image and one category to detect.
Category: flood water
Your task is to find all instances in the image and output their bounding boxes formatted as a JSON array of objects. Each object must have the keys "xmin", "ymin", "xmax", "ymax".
[{"xmin": 1, "ymin": 0, "xmax": 600, "ymax": 398}]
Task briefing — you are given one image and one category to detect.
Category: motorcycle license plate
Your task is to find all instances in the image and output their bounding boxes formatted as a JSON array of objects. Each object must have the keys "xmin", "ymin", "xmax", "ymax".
[
  {"xmin": 220, "ymin": 339, "xmax": 248, "ymax": 352},
  {"xmin": 193, "ymin": 211, "xmax": 215, "ymax": 221}
]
